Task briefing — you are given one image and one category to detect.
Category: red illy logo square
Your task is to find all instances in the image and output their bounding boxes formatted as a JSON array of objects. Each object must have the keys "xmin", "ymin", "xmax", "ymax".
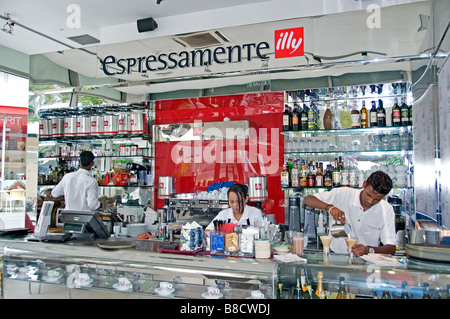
[{"xmin": 275, "ymin": 27, "xmax": 304, "ymax": 58}]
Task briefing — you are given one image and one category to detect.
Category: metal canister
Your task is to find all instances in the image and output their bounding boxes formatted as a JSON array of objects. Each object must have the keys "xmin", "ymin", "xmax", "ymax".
[
  {"xmin": 77, "ymin": 114, "xmax": 91, "ymax": 137},
  {"xmin": 39, "ymin": 118, "xmax": 50, "ymax": 139},
  {"xmin": 64, "ymin": 110, "xmax": 77, "ymax": 137},
  {"xmin": 103, "ymin": 114, "xmax": 118, "ymax": 136},
  {"xmin": 248, "ymin": 176, "xmax": 268, "ymax": 202},
  {"xmin": 90, "ymin": 114, "xmax": 103, "ymax": 137},
  {"xmin": 118, "ymin": 112, "xmax": 130, "ymax": 136},
  {"xmin": 158, "ymin": 176, "xmax": 175, "ymax": 199},
  {"xmin": 130, "ymin": 111, "xmax": 147, "ymax": 135},
  {"xmin": 51, "ymin": 116, "xmax": 64, "ymax": 138}
]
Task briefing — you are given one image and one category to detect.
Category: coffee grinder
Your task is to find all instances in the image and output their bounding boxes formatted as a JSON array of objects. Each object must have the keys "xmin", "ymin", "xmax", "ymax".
[
  {"xmin": 288, "ymin": 194, "xmax": 302, "ymax": 232},
  {"xmin": 157, "ymin": 176, "xmax": 175, "ymax": 239},
  {"xmin": 388, "ymin": 195, "xmax": 405, "ymax": 249},
  {"xmin": 248, "ymin": 176, "xmax": 268, "ymax": 217}
]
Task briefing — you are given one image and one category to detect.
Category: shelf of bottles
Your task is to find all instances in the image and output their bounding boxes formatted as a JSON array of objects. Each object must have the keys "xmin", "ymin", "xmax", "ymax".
[{"xmin": 280, "ymin": 82, "xmax": 413, "ymax": 191}]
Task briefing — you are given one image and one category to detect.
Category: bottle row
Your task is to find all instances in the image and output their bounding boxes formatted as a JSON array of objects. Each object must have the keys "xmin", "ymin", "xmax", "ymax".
[
  {"xmin": 278, "ymin": 270, "xmax": 448, "ymax": 299},
  {"xmin": 281, "ymin": 157, "xmax": 412, "ymax": 188},
  {"xmin": 283, "ymin": 97, "xmax": 412, "ymax": 132}
]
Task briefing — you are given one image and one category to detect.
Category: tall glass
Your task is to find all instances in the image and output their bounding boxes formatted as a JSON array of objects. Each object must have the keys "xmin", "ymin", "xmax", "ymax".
[
  {"xmin": 320, "ymin": 235, "xmax": 333, "ymax": 255},
  {"xmin": 293, "ymin": 234, "xmax": 304, "ymax": 256},
  {"xmin": 345, "ymin": 237, "xmax": 358, "ymax": 258}
]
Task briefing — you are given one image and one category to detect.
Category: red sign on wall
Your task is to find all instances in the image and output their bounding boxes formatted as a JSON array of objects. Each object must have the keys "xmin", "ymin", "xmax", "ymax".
[{"xmin": 274, "ymin": 27, "xmax": 304, "ymax": 59}]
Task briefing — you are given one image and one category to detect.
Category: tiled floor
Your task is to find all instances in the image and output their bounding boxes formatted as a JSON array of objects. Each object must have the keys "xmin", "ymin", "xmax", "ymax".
[{"xmin": 2, "ymin": 279, "xmax": 156, "ymax": 299}]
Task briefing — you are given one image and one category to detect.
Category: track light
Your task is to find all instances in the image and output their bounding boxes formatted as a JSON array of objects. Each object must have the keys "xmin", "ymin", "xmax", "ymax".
[{"xmin": 1, "ymin": 13, "xmax": 14, "ymax": 35}]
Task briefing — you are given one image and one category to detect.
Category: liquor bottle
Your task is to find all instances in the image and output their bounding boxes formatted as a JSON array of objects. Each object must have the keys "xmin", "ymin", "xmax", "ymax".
[
  {"xmin": 292, "ymin": 104, "xmax": 300, "ymax": 131},
  {"xmin": 351, "ymin": 101, "xmax": 361, "ymax": 128},
  {"xmin": 370, "ymin": 85, "xmax": 377, "ymax": 94},
  {"xmin": 332, "ymin": 158, "xmax": 341, "ymax": 187},
  {"xmin": 360, "ymin": 101, "xmax": 368, "ymax": 128},
  {"xmin": 323, "ymin": 101, "xmax": 333, "ymax": 130},
  {"xmin": 315, "ymin": 164, "xmax": 324, "ymax": 187},
  {"xmin": 292, "ymin": 278, "xmax": 302, "ymax": 299},
  {"xmin": 281, "ymin": 164, "xmax": 289, "ymax": 187},
  {"xmin": 324, "ymin": 165, "xmax": 333, "ymax": 187},
  {"xmin": 370, "ymin": 101, "xmax": 378, "ymax": 127},
  {"xmin": 315, "ymin": 271, "xmax": 327, "ymax": 299},
  {"xmin": 340, "ymin": 101, "xmax": 352, "ymax": 128},
  {"xmin": 381, "ymin": 282, "xmax": 392, "ymax": 299},
  {"xmin": 341, "ymin": 159, "xmax": 349, "ymax": 187},
  {"xmin": 291, "ymin": 162, "xmax": 299, "ymax": 187},
  {"xmin": 300, "ymin": 103, "xmax": 309, "ymax": 131},
  {"xmin": 348, "ymin": 160, "xmax": 358, "ymax": 187},
  {"xmin": 423, "ymin": 283, "xmax": 431, "ymax": 299},
  {"xmin": 401, "ymin": 97, "xmax": 409, "ymax": 126},
  {"xmin": 300, "ymin": 269, "xmax": 311, "ymax": 299},
  {"xmin": 392, "ymin": 98, "xmax": 401, "ymax": 126},
  {"xmin": 360, "ymin": 85, "xmax": 366, "ymax": 95},
  {"xmin": 336, "ymin": 277, "xmax": 347, "ymax": 299},
  {"xmin": 308, "ymin": 102, "xmax": 316, "ymax": 130},
  {"xmin": 283, "ymin": 104, "xmax": 292, "ymax": 131},
  {"xmin": 400, "ymin": 281, "xmax": 410, "ymax": 299},
  {"xmin": 377, "ymin": 99, "xmax": 386, "ymax": 127},
  {"xmin": 408, "ymin": 102, "xmax": 413, "ymax": 126},
  {"xmin": 299, "ymin": 164, "xmax": 308, "ymax": 187},
  {"xmin": 307, "ymin": 163, "xmax": 315, "ymax": 187}
]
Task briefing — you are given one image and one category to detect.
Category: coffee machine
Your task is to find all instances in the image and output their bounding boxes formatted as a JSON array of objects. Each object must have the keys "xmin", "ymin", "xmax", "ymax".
[
  {"xmin": 388, "ymin": 195, "xmax": 405, "ymax": 249},
  {"xmin": 288, "ymin": 195, "xmax": 302, "ymax": 232},
  {"xmin": 157, "ymin": 176, "xmax": 175, "ymax": 239}
]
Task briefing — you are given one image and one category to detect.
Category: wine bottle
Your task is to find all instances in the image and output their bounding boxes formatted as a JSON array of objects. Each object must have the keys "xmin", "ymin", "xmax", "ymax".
[
  {"xmin": 340, "ymin": 101, "xmax": 352, "ymax": 129},
  {"xmin": 392, "ymin": 98, "xmax": 401, "ymax": 126},
  {"xmin": 292, "ymin": 104, "xmax": 300, "ymax": 131},
  {"xmin": 370, "ymin": 101, "xmax": 378, "ymax": 127},
  {"xmin": 332, "ymin": 158, "xmax": 341, "ymax": 187},
  {"xmin": 360, "ymin": 101, "xmax": 368, "ymax": 128},
  {"xmin": 401, "ymin": 97, "xmax": 409, "ymax": 126},
  {"xmin": 351, "ymin": 101, "xmax": 360, "ymax": 128},
  {"xmin": 300, "ymin": 103, "xmax": 309, "ymax": 131},
  {"xmin": 323, "ymin": 101, "xmax": 333, "ymax": 130},
  {"xmin": 336, "ymin": 277, "xmax": 347, "ymax": 299},
  {"xmin": 400, "ymin": 281, "xmax": 410, "ymax": 299},
  {"xmin": 300, "ymin": 269, "xmax": 311, "ymax": 299},
  {"xmin": 308, "ymin": 101, "xmax": 316, "ymax": 130},
  {"xmin": 283, "ymin": 104, "xmax": 292, "ymax": 131},
  {"xmin": 315, "ymin": 271, "xmax": 327, "ymax": 299},
  {"xmin": 377, "ymin": 99, "xmax": 386, "ymax": 127}
]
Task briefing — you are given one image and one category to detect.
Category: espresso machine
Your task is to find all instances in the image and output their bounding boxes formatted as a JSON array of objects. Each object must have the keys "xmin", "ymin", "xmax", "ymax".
[
  {"xmin": 248, "ymin": 176, "xmax": 268, "ymax": 217},
  {"xmin": 157, "ymin": 176, "xmax": 175, "ymax": 239},
  {"xmin": 388, "ymin": 195, "xmax": 406, "ymax": 249}
]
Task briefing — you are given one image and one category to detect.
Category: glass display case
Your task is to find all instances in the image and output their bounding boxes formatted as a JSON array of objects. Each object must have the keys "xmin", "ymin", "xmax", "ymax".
[{"xmin": 2, "ymin": 240, "xmax": 449, "ymax": 299}]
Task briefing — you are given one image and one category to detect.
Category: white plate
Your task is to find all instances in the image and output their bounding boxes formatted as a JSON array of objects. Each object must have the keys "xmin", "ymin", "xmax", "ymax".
[
  {"xmin": 113, "ymin": 283, "xmax": 133, "ymax": 291},
  {"xmin": 155, "ymin": 287, "xmax": 175, "ymax": 296},
  {"xmin": 42, "ymin": 275, "xmax": 63, "ymax": 283},
  {"xmin": 201, "ymin": 292, "xmax": 223, "ymax": 299}
]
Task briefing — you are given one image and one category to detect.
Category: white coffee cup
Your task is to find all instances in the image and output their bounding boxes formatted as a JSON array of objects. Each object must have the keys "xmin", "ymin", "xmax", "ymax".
[
  {"xmin": 79, "ymin": 273, "xmax": 90, "ymax": 282},
  {"xmin": 207, "ymin": 286, "xmax": 220, "ymax": 297},
  {"xmin": 159, "ymin": 281, "xmax": 173, "ymax": 290},
  {"xmin": 47, "ymin": 270, "xmax": 59, "ymax": 278},
  {"xmin": 118, "ymin": 276, "xmax": 130, "ymax": 287},
  {"xmin": 251, "ymin": 290, "xmax": 265, "ymax": 299}
]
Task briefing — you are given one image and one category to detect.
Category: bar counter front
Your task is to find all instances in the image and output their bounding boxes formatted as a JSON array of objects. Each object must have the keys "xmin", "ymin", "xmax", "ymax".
[{"xmin": 2, "ymin": 237, "xmax": 449, "ymax": 299}]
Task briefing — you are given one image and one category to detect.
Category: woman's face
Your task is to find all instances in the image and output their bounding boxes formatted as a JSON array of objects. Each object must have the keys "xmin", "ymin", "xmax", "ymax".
[{"xmin": 228, "ymin": 191, "xmax": 247, "ymax": 214}]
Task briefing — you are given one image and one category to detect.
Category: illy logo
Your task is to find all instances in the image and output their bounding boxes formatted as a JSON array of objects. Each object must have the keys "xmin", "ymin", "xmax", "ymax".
[{"xmin": 274, "ymin": 27, "xmax": 304, "ymax": 58}]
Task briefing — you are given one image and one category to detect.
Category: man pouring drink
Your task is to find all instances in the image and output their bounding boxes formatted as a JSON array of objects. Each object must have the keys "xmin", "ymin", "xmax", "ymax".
[{"xmin": 303, "ymin": 171, "xmax": 396, "ymax": 257}]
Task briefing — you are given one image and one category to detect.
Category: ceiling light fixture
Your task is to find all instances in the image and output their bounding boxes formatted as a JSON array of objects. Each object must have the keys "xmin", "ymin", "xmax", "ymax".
[{"xmin": 1, "ymin": 13, "xmax": 14, "ymax": 35}]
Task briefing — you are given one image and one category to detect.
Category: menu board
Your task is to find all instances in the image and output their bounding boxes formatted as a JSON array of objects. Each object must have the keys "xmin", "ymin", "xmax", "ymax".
[
  {"xmin": 438, "ymin": 56, "xmax": 450, "ymax": 229},
  {"xmin": 413, "ymin": 84, "xmax": 438, "ymax": 220}
]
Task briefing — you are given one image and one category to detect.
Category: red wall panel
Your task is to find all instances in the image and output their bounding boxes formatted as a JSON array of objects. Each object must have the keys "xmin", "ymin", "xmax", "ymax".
[{"xmin": 154, "ymin": 92, "xmax": 286, "ymax": 223}]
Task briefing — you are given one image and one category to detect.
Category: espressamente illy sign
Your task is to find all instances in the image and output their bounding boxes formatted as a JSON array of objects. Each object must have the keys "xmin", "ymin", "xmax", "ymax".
[{"xmin": 101, "ymin": 27, "xmax": 304, "ymax": 76}]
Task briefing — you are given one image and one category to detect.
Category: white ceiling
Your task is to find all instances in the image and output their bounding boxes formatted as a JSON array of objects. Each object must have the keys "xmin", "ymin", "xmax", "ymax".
[{"xmin": 0, "ymin": 0, "xmax": 429, "ymax": 55}]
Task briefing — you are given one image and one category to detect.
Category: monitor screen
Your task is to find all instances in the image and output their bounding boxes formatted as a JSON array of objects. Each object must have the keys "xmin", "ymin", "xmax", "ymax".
[{"xmin": 61, "ymin": 210, "xmax": 110, "ymax": 239}]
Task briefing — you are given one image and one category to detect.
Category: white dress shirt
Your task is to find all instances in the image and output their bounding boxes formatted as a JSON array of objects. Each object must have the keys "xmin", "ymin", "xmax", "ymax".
[
  {"xmin": 313, "ymin": 187, "xmax": 396, "ymax": 254},
  {"xmin": 51, "ymin": 168, "xmax": 101, "ymax": 212},
  {"xmin": 206, "ymin": 205, "xmax": 263, "ymax": 231}
]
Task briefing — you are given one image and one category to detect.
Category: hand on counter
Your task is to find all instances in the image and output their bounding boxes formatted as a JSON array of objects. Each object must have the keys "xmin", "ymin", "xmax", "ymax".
[{"xmin": 351, "ymin": 244, "xmax": 368, "ymax": 257}]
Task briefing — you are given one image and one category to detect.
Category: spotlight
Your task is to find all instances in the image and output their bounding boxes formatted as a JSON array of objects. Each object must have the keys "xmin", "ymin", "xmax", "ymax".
[
  {"xmin": 137, "ymin": 17, "xmax": 158, "ymax": 33},
  {"xmin": 1, "ymin": 13, "xmax": 14, "ymax": 35},
  {"xmin": 156, "ymin": 0, "xmax": 164, "ymax": 4}
]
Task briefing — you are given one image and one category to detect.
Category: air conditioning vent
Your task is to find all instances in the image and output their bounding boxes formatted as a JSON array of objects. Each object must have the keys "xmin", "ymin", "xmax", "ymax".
[
  {"xmin": 172, "ymin": 30, "xmax": 230, "ymax": 48},
  {"xmin": 67, "ymin": 34, "xmax": 100, "ymax": 45}
]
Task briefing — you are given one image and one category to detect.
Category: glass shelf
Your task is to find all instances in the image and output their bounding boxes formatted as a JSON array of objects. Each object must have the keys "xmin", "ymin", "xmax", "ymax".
[{"xmin": 281, "ymin": 125, "xmax": 413, "ymax": 138}]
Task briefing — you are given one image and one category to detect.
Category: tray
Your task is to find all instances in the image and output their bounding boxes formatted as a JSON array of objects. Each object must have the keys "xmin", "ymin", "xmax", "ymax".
[
  {"xmin": 405, "ymin": 243, "xmax": 450, "ymax": 263},
  {"xmin": 97, "ymin": 241, "xmax": 136, "ymax": 250},
  {"xmin": 0, "ymin": 228, "xmax": 30, "ymax": 236}
]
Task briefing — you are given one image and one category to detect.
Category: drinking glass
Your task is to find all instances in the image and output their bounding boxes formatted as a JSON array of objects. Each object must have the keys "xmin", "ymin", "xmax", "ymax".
[
  {"xmin": 345, "ymin": 237, "xmax": 358, "ymax": 258},
  {"xmin": 320, "ymin": 235, "xmax": 333, "ymax": 255},
  {"xmin": 292, "ymin": 233, "xmax": 305, "ymax": 256}
]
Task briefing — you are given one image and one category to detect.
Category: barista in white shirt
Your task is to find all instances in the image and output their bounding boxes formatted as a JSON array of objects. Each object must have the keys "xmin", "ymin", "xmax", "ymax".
[
  {"xmin": 206, "ymin": 183, "xmax": 263, "ymax": 231},
  {"xmin": 52, "ymin": 151, "xmax": 106, "ymax": 212},
  {"xmin": 303, "ymin": 171, "xmax": 396, "ymax": 256}
]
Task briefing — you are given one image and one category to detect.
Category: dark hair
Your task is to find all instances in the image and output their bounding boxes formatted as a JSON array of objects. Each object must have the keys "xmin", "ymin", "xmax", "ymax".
[
  {"xmin": 227, "ymin": 183, "xmax": 248, "ymax": 214},
  {"xmin": 80, "ymin": 151, "xmax": 95, "ymax": 167},
  {"xmin": 366, "ymin": 171, "xmax": 393, "ymax": 195}
]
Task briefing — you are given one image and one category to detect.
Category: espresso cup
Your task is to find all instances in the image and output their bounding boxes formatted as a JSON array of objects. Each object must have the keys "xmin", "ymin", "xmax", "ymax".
[
  {"xmin": 118, "ymin": 276, "xmax": 130, "ymax": 287},
  {"xmin": 207, "ymin": 286, "xmax": 220, "ymax": 297},
  {"xmin": 251, "ymin": 290, "xmax": 265, "ymax": 299},
  {"xmin": 47, "ymin": 270, "xmax": 59, "ymax": 278},
  {"xmin": 159, "ymin": 281, "xmax": 173, "ymax": 290},
  {"xmin": 79, "ymin": 273, "xmax": 90, "ymax": 282}
]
